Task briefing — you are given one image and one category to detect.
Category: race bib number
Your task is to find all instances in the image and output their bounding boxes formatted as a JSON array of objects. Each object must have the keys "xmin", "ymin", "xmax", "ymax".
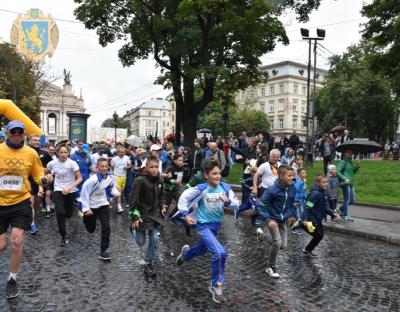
[
  {"xmin": 204, "ymin": 193, "xmax": 223, "ymax": 211},
  {"xmin": 56, "ymin": 172, "xmax": 69, "ymax": 184},
  {"xmin": 0, "ymin": 176, "xmax": 23, "ymax": 191},
  {"xmin": 93, "ymin": 190, "xmax": 104, "ymax": 199}
]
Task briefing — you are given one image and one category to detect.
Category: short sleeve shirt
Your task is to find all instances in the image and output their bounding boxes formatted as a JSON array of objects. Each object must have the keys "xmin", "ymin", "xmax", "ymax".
[
  {"xmin": 111, "ymin": 155, "xmax": 131, "ymax": 176},
  {"xmin": 257, "ymin": 161, "xmax": 281, "ymax": 189},
  {"xmin": 47, "ymin": 158, "xmax": 80, "ymax": 192}
]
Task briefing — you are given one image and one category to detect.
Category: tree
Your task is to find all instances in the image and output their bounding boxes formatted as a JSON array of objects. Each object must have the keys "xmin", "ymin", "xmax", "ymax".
[
  {"xmin": 0, "ymin": 43, "xmax": 41, "ymax": 125},
  {"xmin": 74, "ymin": 0, "xmax": 320, "ymax": 146},
  {"xmin": 101, "ymin": 117, "xmax": 129, "ymax": 129},
  {"xmin": 315, "ymin": 45, "xmax": 397, "ymax": 141}
]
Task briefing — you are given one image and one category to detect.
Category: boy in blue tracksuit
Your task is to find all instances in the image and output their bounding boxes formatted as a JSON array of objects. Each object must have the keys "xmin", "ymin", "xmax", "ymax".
[
  {"xmin": 292, "ymin": 168, "xmax": 307, "ymax": 234},
  {"xmin": 302, "ymin": 174, "xmax": 340, "ymax": 257},
  {"xmin": 259, "ymin": 165, "xmax": 297, "ymax": 279},
  {"xmin": 175, "ymin": 159, "xmax": 239, "ymax": 304}
]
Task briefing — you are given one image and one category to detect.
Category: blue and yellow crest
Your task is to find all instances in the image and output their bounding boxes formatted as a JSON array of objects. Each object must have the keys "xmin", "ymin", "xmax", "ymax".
[{"xmin": 10, "ymin": 9, "xmax": 59, "ymax": 64}]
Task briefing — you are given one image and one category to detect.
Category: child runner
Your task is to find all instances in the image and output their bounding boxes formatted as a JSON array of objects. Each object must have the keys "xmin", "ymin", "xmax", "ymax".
[
  {"xmin": 259, "ymin": 165, "xmax": 296, "ymax": 279},
  {"xmin": 292, "ymin": 168, "xmax": 307, "ymax": 234},
  {"xmin": 80, "ymin": 158, "xmax": 120, "ymax": 261},
  {"xmin": 291, "ymin": 155, "xmax": 304, "ymax": 176},
  {"xmin": 327, "ymin": 164, "xmax": 340, "ymax": 215},
  {"xmin": 129, "ymin": 156, "xmax": 167, "ymax": 277},
  {"xmin": 111, "ymin": 144, "xmax": 131, "ymax": 213},
  {"xmin": 175, "ymin": 159, "xmax": 239, "ymax": 304},
  {"xmin": 47, "ymin": 144, "xmax": 82, "ymax": 246},
  {"xmin": 302, "ymin": 174, "xmax": 340, "ymax": 257}
]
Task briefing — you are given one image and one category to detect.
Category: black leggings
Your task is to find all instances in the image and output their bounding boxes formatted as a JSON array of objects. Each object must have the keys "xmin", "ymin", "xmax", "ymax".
[
  {"xmin": 304, "ymin": 223, "xmax": 324, "ymax": 252},
  {"xmin": 83, "ymin": 205, "xmax": 111, "ymax": 252},
  {"xmin": 53, "ymin": 191, "xmax": 76, "ymax": 237}
]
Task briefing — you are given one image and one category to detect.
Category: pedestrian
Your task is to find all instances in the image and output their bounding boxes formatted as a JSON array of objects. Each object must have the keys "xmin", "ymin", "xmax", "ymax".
[
  {"xmin": 111, "ymin": 144, "xmax": 131, "ymax": 213},
  {"xmin": 291, "ymin": 155, "xmax": 304, "ymax": 176},
  {"xmin": 281, "ymin": 147, "xmax": 295, "ymax": 166},
  {"xmin": 47, "ymin": 144, "xmax": 82, "ymax": 246},
  {"xmin": 337, "ymin": 149, "xmax": 360, "ymax": 221},
  {"xmin": 302, "ymin": 174, "xmax": 340, "ymax": 257},
  {"xmin": 129, "ymin": 156, "xmax": 167, "ymax": 277},
  {"xmin": 175, "ymin": 159, "xmax": 239, "ymax": 304},
  {"xmin": 0, "ymin": 120, "xmax": 53, "ymax": 299},
  {"xmin": 327, "ymin": 164, "xmax": 340, "ymax": 214},
  {"xmin": 319, "ymin": 133, "xmax": 335, "ymax": 175},
  {"xmin": 80, "ymin": 158, "xmax": 120, "ymax": 261},
  {"xmin": 292, "ymin": 168, "xmax": 307, "ymax": 234},
  {"xmin": 259, "ymin": 165, "xmax": 296, "ymax": 279}
]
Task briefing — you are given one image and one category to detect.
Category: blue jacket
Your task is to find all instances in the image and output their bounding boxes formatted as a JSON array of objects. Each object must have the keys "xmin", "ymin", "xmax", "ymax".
[
  {"xmin": 293, "ymin": 178, "xmax": 307, "ymax": 204},
  {"xmin": 303, "ymin": 185, "xmax": 335, "ymax": 225},
  {"xmin": 71, "ymin": 151, "xmax": 91, "ymax": 181},
  {"xmin": 259, "ymin": 179, "xmax": 296, "ymax": 223}
]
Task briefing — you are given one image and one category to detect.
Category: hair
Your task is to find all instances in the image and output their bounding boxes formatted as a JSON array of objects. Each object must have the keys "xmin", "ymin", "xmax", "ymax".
[
  {"xmin": 270, "ymin": 148, "xmax": 281, "ymax": 157},
  {"xmin": 278, "ymin": 164, "xmax": 293, "ymax": 177},
  {"xmin": 315, "ymin": 174, "xmax": 326, "ymax": 184},
  {"xmin": 297, "ymin": 168, "xmax": 306, "ymax": 175},
  {"xmin": 146, "ymin": 155, "xmax": 159, "ymax": 166},
  {"xmin": 97, "ymin": 157, "xmax": 108, "ymax": 165},
  {"xmin": 258, "ymin": 144, "xmax": 269, "ymax": 156},
  {"xmin": 56, "ymin": 144, "xmax": 70, "ymax": 153},
  {"xmin": 173, "ymin": 154, "xmax": 183, "ymax": 161},
  {"xmin": 203, "ymin": 159, "xmax": 221, "ymax": 174},
  {"xmin": 28, "ymin": 134, "xmax": 40, "ymax": 141},
  {"xmin": 295, "ymin": 155, "xmax": 303, "ymax": 161}
]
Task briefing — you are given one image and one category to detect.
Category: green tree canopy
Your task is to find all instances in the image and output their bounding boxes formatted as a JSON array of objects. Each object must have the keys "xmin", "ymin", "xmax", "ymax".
[
  {"xmin": 315, "ymin": 44, "xmax": 397, "ymax": 141},
  {"xmin": 74, "ymin": 0, "xmax": 320, "ymax": 145},
  {"xmin": 101, "ymin": 117, "xmax": 129, "ymax": 129},
  {"xmin": 0, "ymin": 43, "xmax": 41, "ymax": 125}
]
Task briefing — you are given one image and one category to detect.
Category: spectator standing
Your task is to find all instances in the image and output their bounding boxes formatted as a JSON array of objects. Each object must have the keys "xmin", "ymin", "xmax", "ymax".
[{"xmin": 319, "ymin": 133, "xmax": 335, "ymax": 175}]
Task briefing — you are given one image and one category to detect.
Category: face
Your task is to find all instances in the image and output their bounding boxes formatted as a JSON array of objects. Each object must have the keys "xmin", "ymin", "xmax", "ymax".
[
  {"xmin": 77, "ymin": 142, "xmax": 84, "ymax": 151},
  {"xmin": 58, "ymin": 147, "xmax": 70, "ymax": 161},
  {"xmin": 7, "ymin": 128, "xmax": 25, "ymax": 145},
  {"xmin": 296, "ymin": 158, "xmax": 303, "ymax": 166},
  {"xmin": 146, "ymin": 160, "xmax": 159, "ymax": 177},
  {"xmin": 205, "ymin": 166, "xmax": 221, "ymax": 187},
  {"xmin": 29, "ymin": 136, "xmax": 40, "ymax": 148},
  {"xmin": 209, "ymin": 143, "xmax": 217, "ymax": 152},
  {"xmin": 151, "ymin": 149, "xmax": 161, "ymax": 157},
  {"xmin": 48, "ymin": 146, "xmax": 56, "ymax": 156},
  {"xmin": 117, "ymin": 146, "xmax": 126, "ymax": 156},
  {"xmin": 280, "ymin": 170, "xmax": 294, "ymax": 186},
  {"xmin": 344, "ymin": 150, "xmax": 353, "ymax": 158},
  {"xmin": 298, "ymin": 170, "xmax": 307, "ymax": 180},
  {"xmin": 97, "ymin": 160, "xmax": 109, "ymax": 175},
  {"xmin": 247, "ymin": 139, "xmax": 255, "ymax": 148},
  {"xmin": 270, "ymin": 152, "xmax": 280, "ymax": 164},
  {"xmin": 174, "ymin": 157, "xmax": 184, "ymax": 167},
  {"xmin": 318, "ymin": 177, "xmax": 328, "ymax": 190},
  {"xmin": 194, "ymin": 141, "xmax": 199, "ymax": 148},
  {"xmin": 330, "ymin": 168, "xmax": 337, "ymax": 176}
]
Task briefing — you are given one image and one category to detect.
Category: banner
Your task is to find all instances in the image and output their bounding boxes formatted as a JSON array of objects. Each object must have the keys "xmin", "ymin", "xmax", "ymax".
[{"xmin": 89, "ymin": 127, "xmax": 127, "ymax": 144}]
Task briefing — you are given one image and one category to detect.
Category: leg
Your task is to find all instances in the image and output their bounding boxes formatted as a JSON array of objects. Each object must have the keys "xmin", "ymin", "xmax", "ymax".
[
  {"xmin": 64, "ymin": 193, "xmax": 75, "ymax": 219},
  {"xmin": 134, "ymin": 229, "xmax": 146, "ymax": 247},
  {"xmin": 278, "ymin": 222, "xmax": 288, "ymax": 250},
  {"xmin": 267, "ymin": 223, "xmax": 282, "ymax": 268},
  {"xmin": 339, "ymin": 185, "xmax": 350, "ymax": 217},
  {"xmin": 0, "ymin": 233, "xmax": 7, "ymax": 251},
  {"xmin": 146, "ymin": 225, "xmax": 159, "ymax": 263},
  {"xmin": 83, "ymin": 212, "xmax": 97, "ymax": 233},
  {"xmin": 304, "ymin": 223, "xmax": 324, "ymax": 252},
  {"xmin": 97, "ymin": 206, "xmax": 111, "ymax": 252},
  {"xmin": 53, "ymin": 192, "xmax": 67, "ymax": 237},
  {"xmin": 9, "ymin": 228, "xmax": 24, "ymax": 274}
]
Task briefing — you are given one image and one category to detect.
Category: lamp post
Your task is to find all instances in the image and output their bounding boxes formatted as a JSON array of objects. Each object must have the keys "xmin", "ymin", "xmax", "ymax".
[
  {"xmin": 301, "ymin": 28, "xmax": 325, "ymax": 167},
  {"xmin": 113, "ymin": 110, "xmax": 118, "ymax": 145}
]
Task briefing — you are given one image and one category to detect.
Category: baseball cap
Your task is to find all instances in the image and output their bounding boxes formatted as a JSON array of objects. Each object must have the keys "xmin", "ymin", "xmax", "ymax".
[
  {"xmin": 6, "ymin": 120, "xmax": 25, "ymax": 131},
  {"xmin": 0, "ymin": 130, "xmax": 5, "ymax": 138},
  {"xmin": 150, "ymin": 144, "xmax": 162, "ymax": 151},
  {"xmin": 82, "ymin": 143, "xmax": 90, "ymax": 154}
]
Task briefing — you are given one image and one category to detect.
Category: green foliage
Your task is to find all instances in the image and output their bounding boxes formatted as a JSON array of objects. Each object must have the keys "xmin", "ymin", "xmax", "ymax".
[
  {"xmin": 0, "ymin": 43, "xmax": 41, "ymax": 124},
  {"xmin": 101, "ymin": 117, "xmax": 129, "ymax": 129},
  {"xmin": 315, "ymin": 44, "xmax": 398, "ymax": 141},
  {"xmin": 74, "ymin": 0, "xmax": 320, "ymax": 144}
]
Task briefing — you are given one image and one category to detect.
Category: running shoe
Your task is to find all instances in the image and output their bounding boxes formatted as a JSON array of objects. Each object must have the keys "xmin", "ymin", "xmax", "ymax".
[
  {"xmin": 176, "ymin": 244, "xmax": 189, "ymax": 265},
  {"xmin": 256, "ymin": 228, "xmax": 264, "ymax": 243},
  {"xmin": 99, "ymin": 251, "xmax": 111, "ymax": 261},
  {"xmin": 60, "ymin": 236, "xmax": 69, "ymax": 247},
  {"xmin": 30, "ymin": 224, "xmax": 38, "ymax": 235},
  {"xmin": 342, "ymin": 215, "xmax": 354, "ymax": 222},
  {"xmin": 303, "ymin": 249, "xmax": 318, "ymax": 258},
  {"xmin": 144, "ymin": 262, "xmax": 157, "ymax": 277},
  {"xmin": 6, "ymin": 278, "xmax": 19, "ymax": 299},
  {"xmin": 40, "ymin": 206, "xmax": 47, "ymax": 215},
  {"xmin": 117, "ymin": 206, "xmax": 125, "ymax": 214},
  {"xmin": 265, "ymin": 267, "xmax": 280, "ymax": 278},
  {"xmin": 209, "ymin": 283, "xmax": 226, "ymax": 303}
]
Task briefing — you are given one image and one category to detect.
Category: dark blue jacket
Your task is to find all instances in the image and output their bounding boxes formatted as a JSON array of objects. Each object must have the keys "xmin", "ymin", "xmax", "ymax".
[
  {"xmin": 259, "ymin": 179, "xmax": 296, "ymax": 223},
  {"xmin": 71, "ymin": 151, "xmax": 91, "ymax": 181},
  {"xmin": 302, "ymin": 185, "xmax": 335, "ymax": 225}
]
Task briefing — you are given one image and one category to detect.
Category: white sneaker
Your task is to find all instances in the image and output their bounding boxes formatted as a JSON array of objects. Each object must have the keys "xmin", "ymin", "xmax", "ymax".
[
  {"xmin": 117, "ymin": 206, "xmax": 125, "ymax": 213},
  {"xmin": 256, "ymin": 228, "xmax": 264, "ymax": 243},
  {"xmin": 266, "ymin": 267, "xmax": 280, "ymax": 278},
  {"xmin": 208, "ymin": 283, "xmax": 226, "ymax": 303}
]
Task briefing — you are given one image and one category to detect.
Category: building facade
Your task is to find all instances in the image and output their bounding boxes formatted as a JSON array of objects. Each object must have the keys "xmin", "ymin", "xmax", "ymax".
[
  {"xmin": 39, "ymin": 82, "xmax": 86, "ymax": 144},
  {"xmin": 123, "ymin": 98, "xmax": 175, "ymax": 140},
  {"xmin": 235, "ymin": 61, "xmax": 328, "ymax": 140}
]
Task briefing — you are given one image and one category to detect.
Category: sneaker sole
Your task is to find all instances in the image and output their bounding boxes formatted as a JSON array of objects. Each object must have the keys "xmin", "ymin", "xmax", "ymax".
[
  {"xmin": 6, "ymin": 291, "xmax": 19, "ymax": 299},
  {"xmin": 99, "ymin": 257, "xmax": 111, "ymax": 261},
  {"xmin": 208, "ymin": 286, "xmax": 226, "ymax": 303},
  {"xmin": 176, "ymin": 245, "xmax": 189, "ymax": 265}
]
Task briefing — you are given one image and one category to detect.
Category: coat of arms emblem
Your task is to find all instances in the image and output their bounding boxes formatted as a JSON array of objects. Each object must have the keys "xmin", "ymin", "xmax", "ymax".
[{"xmin": 10, "ymin": 8, "xmax": 59, "ymax": 64}]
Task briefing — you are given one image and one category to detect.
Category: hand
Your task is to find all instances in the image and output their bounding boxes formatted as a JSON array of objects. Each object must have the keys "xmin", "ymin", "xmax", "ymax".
[
  {"xmin": 251, "ymin": 187, "xmax": 258, "ymax": 196},
  {"xmin": 332, "ymin": 212, "xmax": 340, "ymax": 221},
  {"xmin": 167, "ymin": 172, "xmax": 172, "ymax": 178},
  {"xmin": 344, "ymin": 179, "xmax": 350, "ymax": 184},
  {"xmin": 220, "ymin": 194, "xmax": 229, "ymax": 204},
  {"xmin": 267, "ymin": 219, "xmax": 278, "ymax": 230},
  {"xmin": 184, "ymin": 215, "xmax": 196, "ymax": 225},
  {"xmin": 132, "ymin": 218, "xmax": 143, "ymax": 230},
  {"xmin": 176, "ymin": 180, "xmax": 182, "ymax": 186},
  {"xmin": 84, "ymin": 209, "xmax": 93, "ymax": 217},
  {"xmin": 161, "ymin": 205, "xmax": 168, "ymax": 216},
  {"xmin": 37, "ymin": 189, "xmax": 44, "ymax": 198},
  {"xmin": 62, "ymin": 187, "xmax": 71, "ymax": 195},
  {"xmin": 287, "ymin": 217, "xmax": 295, "ymax": 227}
]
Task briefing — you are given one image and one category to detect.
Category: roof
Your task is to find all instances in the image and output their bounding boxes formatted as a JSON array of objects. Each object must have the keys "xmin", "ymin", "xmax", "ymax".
[
  {"xmin": 139, "ymin": 98, "xmax": 170, "ymax": 110},
  {"xmin": 260, "ymin": 60, "xmax": 329, "ymax": 74}
]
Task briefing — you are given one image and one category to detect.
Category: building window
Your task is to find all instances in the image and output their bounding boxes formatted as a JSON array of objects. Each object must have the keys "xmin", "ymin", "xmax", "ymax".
[
  {"xmin": 270, "ymin": 85, "xmax": 275, "ymax": 96},
  {"xmin": 47, "ymin": 113, "xmax": 57, "ymax": 134},
  {"xmin": 163, "ymin": 111, "xmax": 166, "ymax": 117},
  {"xmin": 259, "ymin": 101, "xmax": 265, "ymax": 112},
  {"xmin": 163, "ymin": 121, "xmax": 166, "ymax": 127},
  {"xmin": 261, "ymin": 87, "xmax": 265, "ymax": 97},
  {"xmin": 293, "ymin": 99, "xmax": 298, "ymax": 112},
  {"xmin": 293, "ymin": 83, "xmax": 298, "ymax": 94},
  {"xmin": 172, "ymin": 114, "xmax": 175, "ymax": 122},
  {"xmin": 293, "ymin": 119, "xmax": 297, "ymax": 129},
  {"xmin": 302, "ymin": 118, "xmax": 306, "ymax": 129},
  {"xmin": 171, "ymin": 103, "xmax": 175, "ymax": 110},
  {"xmin": 269, "ymin": 119, "xmax": 274, "ymax": 128},
  {"xmin": 148, "ymin": 111, "xmax": 152, "ymax": 116},
  {"xmin": 250, "ymin": 89, "xmax": 256, "ymax": 98},
  {"xmin": 302, "ymin": 85, "xmax": 306, "ymax": 95},
  {"xmin": 279, "ymin": 83, "xmax": 284, "ymax": 94},
  {"xmin": 279, "ymin": 118, "xmax": 284, "ymax": 129},
  {"xmin": 278, "ymin": 99, "xmax": 285, "ymax": 111},
  {"xmin": 269, "ymin": 100, "xmax": 274, "ymax": 112},
  {"xmin": 302, "ymin": 100, "xmax": 306, "ymax": 113}
]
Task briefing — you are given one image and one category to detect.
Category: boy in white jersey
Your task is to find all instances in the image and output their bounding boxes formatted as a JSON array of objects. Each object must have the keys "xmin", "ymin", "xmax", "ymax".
[
  {"xmin": 80, "ymin": 158, "xmax": 120, "ymax": 261},
  {"xmin": 175, "ymin": 159, "xmax": 239, "ymax": 304},
  {"xmin": 111, "ymin": 144, "xmax": 131, "ymax": 213}
]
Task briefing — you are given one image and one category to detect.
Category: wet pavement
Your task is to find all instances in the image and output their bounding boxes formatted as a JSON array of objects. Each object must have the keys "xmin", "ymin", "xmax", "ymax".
[{"xmin": 0, "ymin": 208, "xmax": 399, "ymax": 312}]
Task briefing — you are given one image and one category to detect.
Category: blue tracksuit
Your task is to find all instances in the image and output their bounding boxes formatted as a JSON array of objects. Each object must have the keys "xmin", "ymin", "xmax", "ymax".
[
  {"xmin": 293, "ymin": 178, "xmax": 307, "ymax": 219},
  {"xmin": 177, "ymin": 182, "xmax": 239, "ymax": 287}
]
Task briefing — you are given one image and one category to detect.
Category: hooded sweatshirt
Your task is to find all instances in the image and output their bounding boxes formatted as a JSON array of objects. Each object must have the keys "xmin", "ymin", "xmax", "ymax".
[{"xmin": 303, "ymin": 184, "xmax": 335, "ymax": 225}]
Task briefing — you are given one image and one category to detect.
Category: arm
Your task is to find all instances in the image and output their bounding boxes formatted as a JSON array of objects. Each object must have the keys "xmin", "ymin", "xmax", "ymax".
[
  {"xmin": 259, "ymin": 189, "xmax": 272, "ymax": 223},
  {"xmin": 336, "ymin": 161, "xmax": 347, "ymax": 181},
  {"xmin": 177, "ymin": 187, "xmax": 202, "ymax": 216},
  {"xmin": 80, "ymin": 178, "xmax": 95, "ymax": 213},
  {"xmin": 63, "ymin": 170, "xmax": 83, "ymax": 195},
  {"xmin": 224, "ymin": 189, "xmax": 239, "ymax": 210},
  {"xmin": 252, "ymin": 169, "xmax": 262, "ymax": 194},
  {"xmin": 32, "ymin": 154, "xmax": 51, "ymax": 186},
  {"xmin": 229, "ymin": 145, "xmax": 243, "ymax": 155},
  {"xmin": 128, "ymin": 178, "xmax": 143, "ymax": 222}
]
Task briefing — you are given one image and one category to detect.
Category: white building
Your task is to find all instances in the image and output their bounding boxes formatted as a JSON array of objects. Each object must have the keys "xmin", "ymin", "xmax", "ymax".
[
  {"xmin": 39, "ymin": 81, "xmax": 86, "ymax": 144},
  {"xmin": 235, "ymin": 61, "xmax": 328, "ymax": 140},
  {"xmin": 123, "ymin": 98, "xmax": 175, "ymax": 140}
]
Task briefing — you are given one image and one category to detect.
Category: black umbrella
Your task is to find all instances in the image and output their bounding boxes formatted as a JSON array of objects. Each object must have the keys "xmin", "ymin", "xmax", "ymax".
[
  {"xmin": 336, "ymin": 140, "xmax": 383, "ymax": 154},
  {"xmin": 197, "ymin": 128, "xmax": 212, "ymax": 133}
]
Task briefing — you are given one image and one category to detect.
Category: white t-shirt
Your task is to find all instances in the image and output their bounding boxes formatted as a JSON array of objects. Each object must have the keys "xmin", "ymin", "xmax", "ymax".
[
  {"xmin": 47, "ymin": 158, "xmax": 80, "ymax": 192},
  {"xmin": 257, "ymin": 161, "xmax": 281, "ymax": 189},
  {"xmin": 111, "ymin": 155, "xmax": 131, "ymax": 177}
]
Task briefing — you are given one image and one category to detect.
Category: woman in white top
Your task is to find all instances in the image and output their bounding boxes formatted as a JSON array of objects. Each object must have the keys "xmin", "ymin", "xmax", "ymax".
[{"xmin": 47, "ymin": 144, "xmax": 82, "ymax": 246}]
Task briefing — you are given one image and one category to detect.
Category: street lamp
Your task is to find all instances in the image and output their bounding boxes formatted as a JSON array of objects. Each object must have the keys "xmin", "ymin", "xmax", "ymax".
[
  {"xmin": 301, "ymin": 28, "xmax": 325, "ymax": 167},
  {"xmin": 113, "ymin": 110, "xmax": 118, "ymax": 145}
]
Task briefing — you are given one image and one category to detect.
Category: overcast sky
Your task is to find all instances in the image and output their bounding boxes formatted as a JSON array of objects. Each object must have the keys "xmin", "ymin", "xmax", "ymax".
[{"xmin": 0, "ymin": 0, "xmax": 371, "ymax": 128}]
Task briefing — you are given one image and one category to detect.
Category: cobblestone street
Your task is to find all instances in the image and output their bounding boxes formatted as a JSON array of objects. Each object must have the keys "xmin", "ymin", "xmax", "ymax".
[{"xmin": 1, "ymin": 209, "xmax": 399, "ymax": 312}]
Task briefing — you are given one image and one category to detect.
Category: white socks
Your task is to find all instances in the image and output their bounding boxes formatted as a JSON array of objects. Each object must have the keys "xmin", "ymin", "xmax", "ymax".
[{"xmin": 9, "ymin": 272, "xmax": 17, "ymax": 281}]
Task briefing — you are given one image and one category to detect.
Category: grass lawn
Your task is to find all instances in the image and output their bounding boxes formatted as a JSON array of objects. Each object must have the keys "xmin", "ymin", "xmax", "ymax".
[{"xmin": 225, "ymin": 161, "xmax": 400, "ymax": 206}]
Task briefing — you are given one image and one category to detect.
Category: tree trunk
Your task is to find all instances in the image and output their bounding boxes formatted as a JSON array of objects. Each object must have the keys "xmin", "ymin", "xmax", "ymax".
[{"xmin": 182, "ymin": 103, "xmax": 198, "ymax": 148}]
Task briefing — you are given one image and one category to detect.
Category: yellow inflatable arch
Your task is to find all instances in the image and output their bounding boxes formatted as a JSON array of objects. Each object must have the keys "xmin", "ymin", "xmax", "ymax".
[{"xmin": 0, "ymin": 99, "xmax": 44, "ymax": 136}]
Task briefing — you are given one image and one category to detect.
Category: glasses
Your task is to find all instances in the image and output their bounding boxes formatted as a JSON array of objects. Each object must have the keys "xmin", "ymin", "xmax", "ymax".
[{"xmin": 10, "ymin": 129, "xmax": 24, "ymax": 135}]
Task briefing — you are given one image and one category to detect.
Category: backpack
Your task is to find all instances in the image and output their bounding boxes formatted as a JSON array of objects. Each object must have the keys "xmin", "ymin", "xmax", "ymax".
[{"xmin": 217, "ymin": 150, "xmax": 231, "ymax": 177}]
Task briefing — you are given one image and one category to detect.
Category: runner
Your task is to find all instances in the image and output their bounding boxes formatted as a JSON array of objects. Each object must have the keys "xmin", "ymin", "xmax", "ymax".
[
  {"xmin": 0, "ymin": 120, "xmax": 52, "ymax": 299},
  {"xmin": 111, "ymin": 144, "xmax": 131, "ymax": 213},
  {"xmin": 80, "ymin": 158, "xmax": 120, "ymax": 261},
  {"xmin": 175, "ymin": 159, "xmax": 239, "ymax": 304},
  {"xmin": 47, "ymin": 144, "xmax": 82, "ymax": 246}
]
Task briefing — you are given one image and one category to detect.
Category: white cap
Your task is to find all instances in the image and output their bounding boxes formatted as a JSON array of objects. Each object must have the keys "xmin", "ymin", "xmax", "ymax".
[
  {"xmin": 150, "ymin": 144, "xmax": 162, "ymax": 151},
  {"xmin": 327, "ymin": 164, "xmax": 336, "ymax": 173}
]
